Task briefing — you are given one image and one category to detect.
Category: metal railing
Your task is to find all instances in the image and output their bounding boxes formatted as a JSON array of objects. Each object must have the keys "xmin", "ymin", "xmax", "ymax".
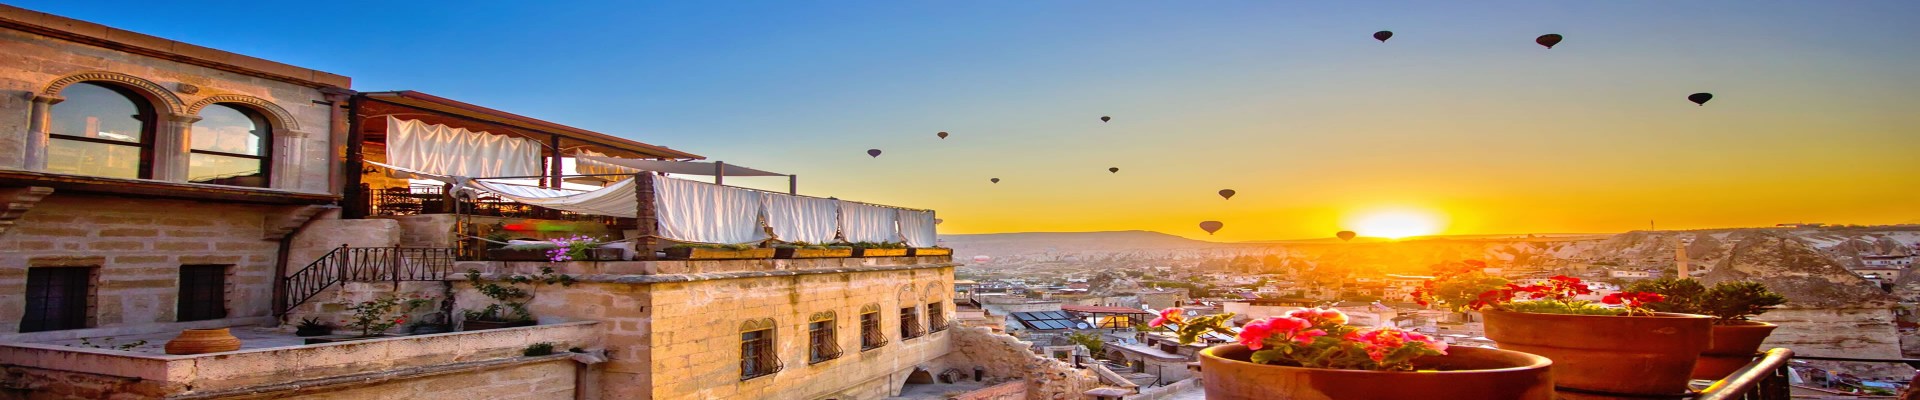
[
  {"xmin": 279, "ymin": 245, "xmax": 458, "ymax": 315},
  {"xmin": 1696, "ymin": 348, "xmax": 1794, "ymax": 400}
]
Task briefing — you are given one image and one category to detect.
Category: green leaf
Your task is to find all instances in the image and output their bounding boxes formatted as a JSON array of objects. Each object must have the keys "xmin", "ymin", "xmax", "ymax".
[{"xmin": 1250, "ymin": 349, "xmax": 1287, "ymax": 365}]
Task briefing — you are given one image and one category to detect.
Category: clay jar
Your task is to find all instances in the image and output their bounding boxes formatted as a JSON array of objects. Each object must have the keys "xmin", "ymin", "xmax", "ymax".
[{"xmin": 163, "ymin": 328, "xmax": 241, "ymax": 355}]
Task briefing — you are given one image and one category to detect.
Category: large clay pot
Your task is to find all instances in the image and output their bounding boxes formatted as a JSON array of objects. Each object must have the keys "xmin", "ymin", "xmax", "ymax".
[
  {"xmin": 164, "ymin": 328, "xmax": 242, "ymax": 355},
  {"xmin": 1198, "ymin": 344, "xmax": 1554, "ymax": 400},
  {"xmin": 1690, "ymin": 321, "xmax": 1778, "ymax": 380},
  {"xmin": 1482, "ymin": 309, "xmax": 1711, "ymax": 396}
]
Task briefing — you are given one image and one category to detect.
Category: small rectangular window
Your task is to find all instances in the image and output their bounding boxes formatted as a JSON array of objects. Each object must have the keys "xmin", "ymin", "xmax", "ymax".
[
  {"xmin": 860, "ymin": 311, "xmax": 886, "ymax": 350},
  {"xmin": 899, "ymin": 307, "xmax": 924, "ymax": 340},
  {"xmin": 927, "ymin": 302, "xmax": 946, "ymax": 333},
  {"xmin": 809, "ymin": 320, "xmax": 842, "ymax": 364},
  {"xmin": 177, "ymin": 265, "xmax": 228, "ymax": 322},
  {"xmin": 741, "ymin": 328, "xmax": 780, "ymax": 380},
  {"xmin": 22, "ymin": 267, "xmax": 93, "ymax": 332}
]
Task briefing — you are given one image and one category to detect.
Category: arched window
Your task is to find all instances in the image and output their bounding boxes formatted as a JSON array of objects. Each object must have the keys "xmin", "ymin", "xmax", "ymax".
[
  {"xmin": 46, "ymin": 82, "xmax": 154, "ymax": 179},
  {"xmin": 189, "ymin": 104, "xmax": 271, "ymax": 187}
]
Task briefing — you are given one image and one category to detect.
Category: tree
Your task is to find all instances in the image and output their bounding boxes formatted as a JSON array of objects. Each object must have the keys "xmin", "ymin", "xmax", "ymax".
[{"xmin": 1066, "ymin": 332, "xmax": 1104, "ymax": 357}]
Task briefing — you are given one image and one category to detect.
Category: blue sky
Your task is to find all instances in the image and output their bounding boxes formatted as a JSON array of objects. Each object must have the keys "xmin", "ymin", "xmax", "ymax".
[{"xmin": 20, "ymin": 1, "xmax": 1920, "ymax": 239}]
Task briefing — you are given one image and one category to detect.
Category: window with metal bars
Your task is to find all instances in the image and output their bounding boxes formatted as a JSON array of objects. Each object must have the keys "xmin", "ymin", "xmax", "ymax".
[
  {"xmin": 808, "ymin": 319, "xmax": 842, "ymax": 364},
  {"xmin": 899, "ymin": 306, "xmax": 924, "ymax": 340},
  {"xmin": 927, "ymin": 302, "xmax": 945, "ymax": 332},
  {"xmin": 21, "ymin": 267, "xmax": 93, "ymax": 332},
  {"xmin": 177, "ymin": 265, "xmax": 228, "ymax": 322},
  {"xmin": 740, "ymin": 328, "xmax": 780, "ymax": 380},
  {"xmin": 860, "ymin": 311, "xmax": 886, "ymax": 350}
]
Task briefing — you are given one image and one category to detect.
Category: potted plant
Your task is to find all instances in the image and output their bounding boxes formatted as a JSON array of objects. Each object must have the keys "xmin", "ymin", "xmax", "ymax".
[
  {"xmin": 1416, "ymin": 262, "xmax": 1710, "ymax": 396},
  {"xmin": 1160, "ymin": 307, "xmax": 1554, "ymax": 400},
  {"xmin": 662, "ymin": 243, "xmax": 775, "ymax": 260},
  {"xmin": 461, "ymin": 267, "xmax": 574, "ymax": 331},
  {"xmin": 487, "ymin": 235, "xmax": 621, "ymax": 261},
  {"xmin": 773, "ymin": 242, "xmax": 854, "ymax": 259},
  {"xmin": 1629, "ymin": 278, "xmax": 1788, "ymax": 379},
  {"xmin": 846, "ymin": 241, "xmax": 909, "ymax": 257},
  {"xmin": 306, "ymin": 295, "xmax": 431, "ymax": 345},
  {"xmin": 908, "ymin": 246, "xmax": 951, "ymax": 257},
  {"xmin": 294, "ymin": 317, "xmax": 333, "ymax": 337}
]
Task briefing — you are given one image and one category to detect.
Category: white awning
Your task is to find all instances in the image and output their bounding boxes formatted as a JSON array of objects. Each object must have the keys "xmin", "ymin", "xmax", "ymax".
[
  {"xmin": 577, "ymin": 155, "xmax": 784, "ymax": 177},
  {"xmin": 384, "ymin": 116, "xmax": 542, "ymax": 178}
]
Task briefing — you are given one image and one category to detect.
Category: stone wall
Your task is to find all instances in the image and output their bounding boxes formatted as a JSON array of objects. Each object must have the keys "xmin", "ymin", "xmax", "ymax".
[
  {"xmin": 0, "ymin": 321, "xmax": 599, "ymax": 398},
  {"xmin": 0, "ymin": 194, "xmax": 289, "ymax": 341},
  {"xmin": 0, "ymin": 20, "xmax": 341, "ymax": 193},
  {"xmin": 287, "ymin": 211, "xmax": 400, "ymax": 267},
  {"xmin": 934, "ymin": 327, "xmax": 1100, "ymax": 400},
  {"xmin": 450, "ymin": 260, "xmax": 957, "ymax": 400},
  {"xmin": 281, "ymin": 281, "xmax": 449, "ymax": 335},
  {"xmin": 952, "ymin": 380, "xmax": 1027, "ymax": 400},
  {"xmin": 1758, "ymin": 307, "xmax": 1913, "ymax": 379},
  {"xmin": 253, "ymin": 357, "xmax": 576, "ymax": 400}
]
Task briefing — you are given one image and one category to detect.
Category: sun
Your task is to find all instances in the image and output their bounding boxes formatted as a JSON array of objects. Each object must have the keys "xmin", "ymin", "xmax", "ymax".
[{"xmin": 1347, "ymin": 209, "xmax": 1446, "ymax": 239}]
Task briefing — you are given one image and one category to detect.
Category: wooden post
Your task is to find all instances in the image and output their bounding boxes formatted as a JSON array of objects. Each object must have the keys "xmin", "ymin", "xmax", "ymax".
[
  {"xmin": 634, "ymin": 173, "xmax": 659, "ymax": 260},
  {"xmin": 714, "ymin": 161, "xmax": 725, "ymax": 185},
  {"xmin": 788, "ymin": 175, "xmax": 797, "ymax": 195},
  {"xmin": 548, "ymin": 135, "xmax": 563, "ymax": 189}
]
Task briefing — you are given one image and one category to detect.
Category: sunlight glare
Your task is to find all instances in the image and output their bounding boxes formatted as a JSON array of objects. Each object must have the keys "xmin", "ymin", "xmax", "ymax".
[{"xmin": 1347, "ymin": 209, "xmax": 1446, "ymax": 239}]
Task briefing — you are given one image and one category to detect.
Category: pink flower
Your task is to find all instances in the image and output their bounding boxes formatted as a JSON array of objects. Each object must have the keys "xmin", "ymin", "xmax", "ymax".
[
  {"xmin": 1149, "ymin": 307, "xmax": 1184, "ymax": 328},
  {"xmin": 1291, "ymin": 329, "xmax": 1327, "ymax": 344},
  {"xmin": 1238, "ymin": 318, "xmax": 1279, "ymax": 350}
]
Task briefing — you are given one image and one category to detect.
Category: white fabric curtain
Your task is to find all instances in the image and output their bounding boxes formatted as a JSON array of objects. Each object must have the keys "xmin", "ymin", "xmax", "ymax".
[
  {"xmin": 898, "ymin": 209, "xmax": 937, "ymax": 248},
  {"xmin": 385, "ymin": 116, "xmax": 542, "ymax": 178},
  {"xmin": 574, "ymin": 149, "xmax": 642, "ymax": 177},
  {"xmin": 470, "ymin": 179, "xmax": 638, "ymax": 218},
  {"xmin": 762, "ymin": 195, "xmax": 839, "ymax": 244},
  {"xmin": 839, "ymin": 201, "xmax": 899, "ymax": 243},
  {"xmin": 653, "ymin": 175, "xmax": 768, "ymax": 244}
]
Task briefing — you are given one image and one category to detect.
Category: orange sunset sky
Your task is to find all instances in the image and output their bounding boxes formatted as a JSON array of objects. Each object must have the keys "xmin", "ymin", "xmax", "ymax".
[{"xmin": 34, "ymin": 1, "xmax": 1920, "ymax": 241}]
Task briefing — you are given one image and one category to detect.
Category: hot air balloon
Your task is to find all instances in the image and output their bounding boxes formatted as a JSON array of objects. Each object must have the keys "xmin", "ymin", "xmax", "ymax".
[
  {"xmin": 867, "ymin": 149, "xmax": 882, "ymax": 158},
  {"xmin": 1108, "ymin": 167, "xmax": 1119, "ymax": 173},
  {"xmin": 937, "ymin": 131, "xmax": 949, "ymax": 139},
  {"xmin": 1535, "ymin": 34, "xmax": 1563, "ymax": 49},
  {"xmin": 1100, "ymin": 116, "xmax": 1111, "ymax": 123},
  {"xmin": 1373, "ymin": 31, "xmax": 1393, "ymax": 42},
  {"xmin": 1337, "ymin": 231, "xmax": 1357, "ymax": 242},
  {"xmin": 990, "ymin": 178, "xmax": 1000, "ymax": 184},
  {"xmin": 1688, "ymin": 93, "xmax": 1713, "ymax": 106},
  {"xmin": 1218, "ymin": 189, "xmax": 1235, "ymax": 200},
  {"xmin": 1199, "ymin": 221, "xmax": 1224, "ymax": 235}
]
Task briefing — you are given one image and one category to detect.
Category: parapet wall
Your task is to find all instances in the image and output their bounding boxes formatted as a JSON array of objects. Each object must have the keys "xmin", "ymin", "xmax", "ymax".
[{"xmin": 0, "ymin": 321, "xmax": 598, "ymax": 397}]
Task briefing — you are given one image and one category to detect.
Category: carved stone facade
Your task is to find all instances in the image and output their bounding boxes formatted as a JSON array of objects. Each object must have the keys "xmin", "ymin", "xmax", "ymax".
[{"xmin": 0, "ymin": 11, "xmax": 345, "ymax": 193}]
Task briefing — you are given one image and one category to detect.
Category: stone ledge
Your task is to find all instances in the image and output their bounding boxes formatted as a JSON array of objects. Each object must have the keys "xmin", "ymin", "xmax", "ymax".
[
  {"xmin": 166, "ymin": 353, "xmax": 575, "ymax": 400},
  {"xmin": 467, "ymin": 263, "xmax": 956, "ymax": 284}
]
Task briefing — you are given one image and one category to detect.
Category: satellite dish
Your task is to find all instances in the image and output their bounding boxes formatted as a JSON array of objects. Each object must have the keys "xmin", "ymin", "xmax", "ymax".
[{"xmin": 1075, "ymin": 322, "xmax": 1093, "ymax": 329}]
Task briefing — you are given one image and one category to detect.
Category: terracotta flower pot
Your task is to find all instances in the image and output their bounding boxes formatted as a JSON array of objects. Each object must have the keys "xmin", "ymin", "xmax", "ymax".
[
  {"xmin": 1690, "ymin": 321, "xmax": 1778, "ymax": 380},
  {"xmin": 164, "ymin": 328, "xmax": 242, "ymax": 355},
  {"xmin": 1198, "ymin": 344, "xmax": 1554, "ymax": 400},
  {"xmin": 1482, "ymin": 309, "xmax": 1711, "ymax": 396}
]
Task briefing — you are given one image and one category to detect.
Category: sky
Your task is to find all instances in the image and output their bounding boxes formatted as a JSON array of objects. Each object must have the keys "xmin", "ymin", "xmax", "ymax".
[{"xmin": 20, "ymin": 1, "xmax": 1920, "ymax": 241}]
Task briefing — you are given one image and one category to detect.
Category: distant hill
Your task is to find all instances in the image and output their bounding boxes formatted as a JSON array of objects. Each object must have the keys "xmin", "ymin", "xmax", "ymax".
[{"xmin": 940, "ymin": 230, "xmax": 1231, "ymax": 258}]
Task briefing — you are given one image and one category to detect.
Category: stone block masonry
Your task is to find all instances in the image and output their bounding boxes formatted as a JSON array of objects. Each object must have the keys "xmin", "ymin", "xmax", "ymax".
[
  {"xmin": 452, "ymin": 259, "xmax": 961, "ymax": 400},
  {"xmin": 0, "ymin": 193, "xmax": 291, "ymax": 341}
]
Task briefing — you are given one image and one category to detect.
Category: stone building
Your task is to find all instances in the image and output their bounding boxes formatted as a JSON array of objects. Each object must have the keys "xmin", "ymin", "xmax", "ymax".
[
  {"xmin": 0, "ymin": 2, "xmax": 346, "ymax": 343},
  {"xmin": 0, "ymin": 5, "xmax": 1110, "ymax": 400}
]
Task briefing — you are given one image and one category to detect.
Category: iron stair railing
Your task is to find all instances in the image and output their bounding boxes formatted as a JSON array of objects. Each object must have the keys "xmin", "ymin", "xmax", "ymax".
[{"xmin": 279, "ymin": 244, "xmax": 458, "ymax": 315}]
